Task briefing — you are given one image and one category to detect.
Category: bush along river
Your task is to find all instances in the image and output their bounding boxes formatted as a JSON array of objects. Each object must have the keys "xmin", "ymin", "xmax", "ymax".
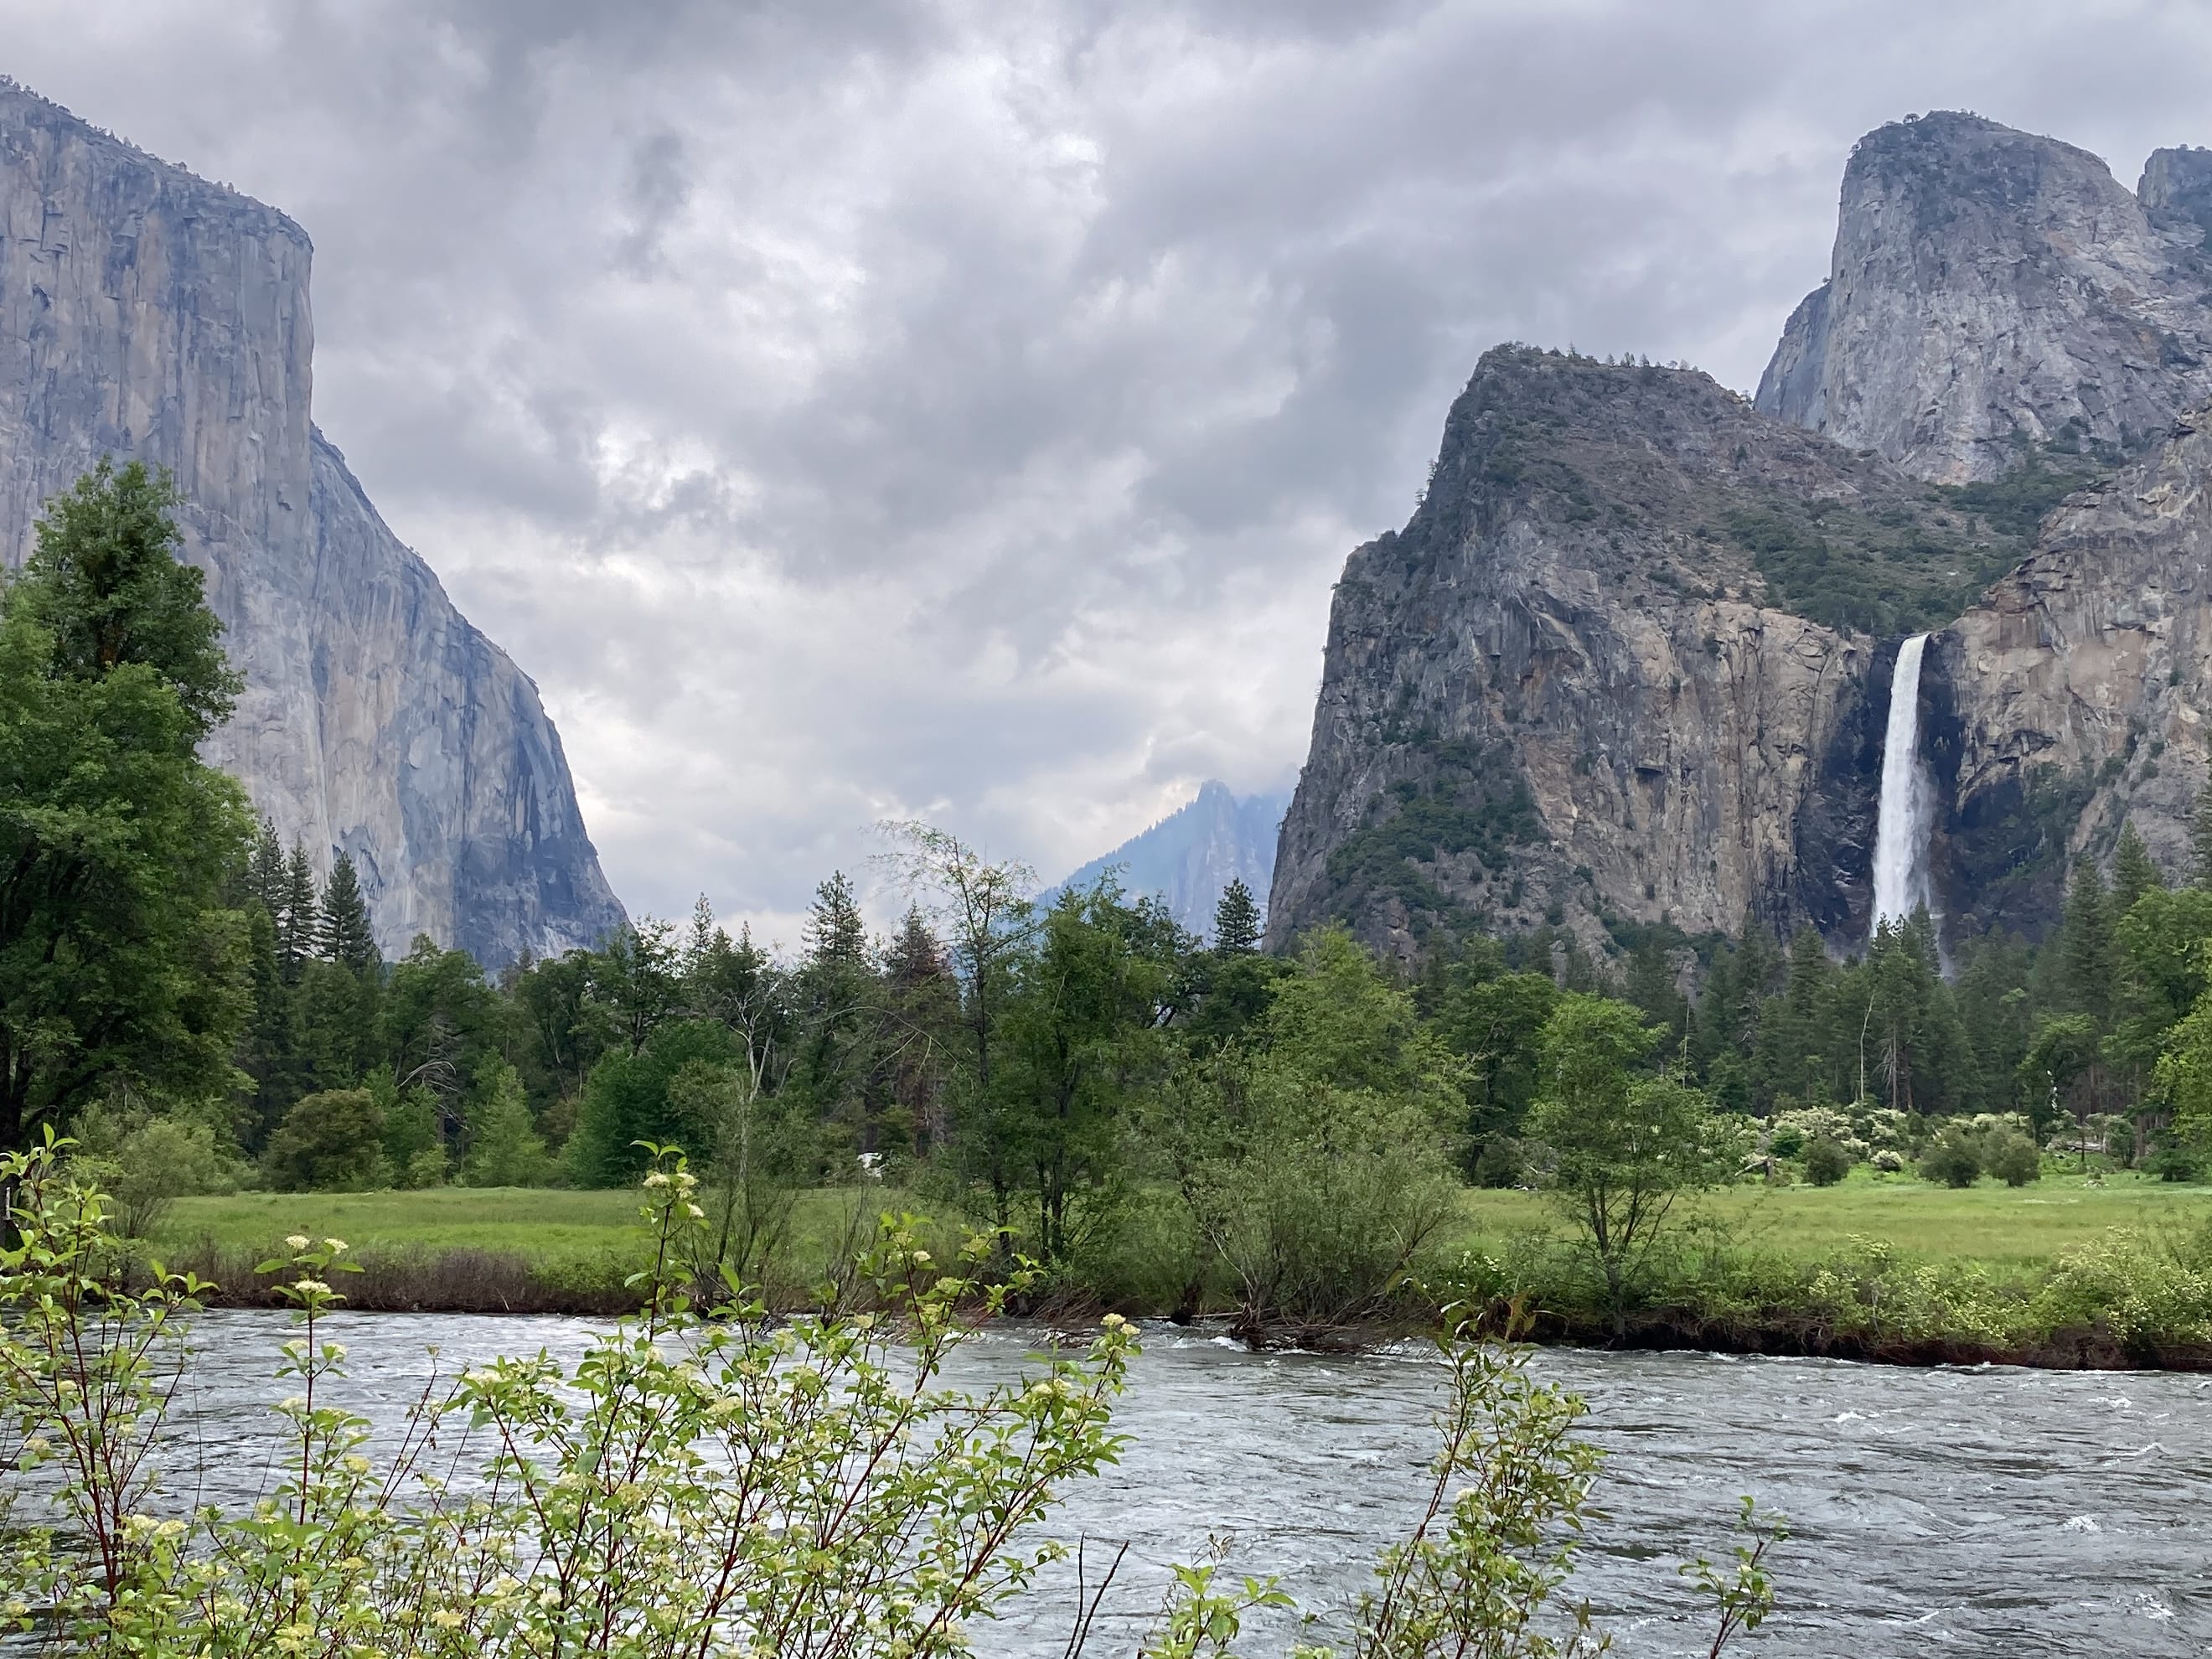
[{"xmin": 147, "ymin": 1310, "xmax": 2209, "ymax": 1656}]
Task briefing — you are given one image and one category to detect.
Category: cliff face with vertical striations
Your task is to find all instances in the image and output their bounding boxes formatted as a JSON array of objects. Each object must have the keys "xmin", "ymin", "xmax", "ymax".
[
  {"xmin": 1756, "ymin": 112, "xmax": 2212, "ymax": 484},
  {"xmin": 1279, "ymin": 111, "xmax": 2212, "ymax": 961},
  {"xmin": 0, "ymin": 79, "xmax": 625, "ymax": 966},
  {"xmin": 1927, "ymin": 413, "xmax": 2212, "ymax": 934},
  {"xmin": 1266, "ymin": 349, "xmax": 2048, "ymax": 960}
]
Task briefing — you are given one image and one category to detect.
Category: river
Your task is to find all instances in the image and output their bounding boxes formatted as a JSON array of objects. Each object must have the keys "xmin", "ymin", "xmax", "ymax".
[{"xmin": 143, "ymin": 1311, "xmax": 2209, "ymax": 1656}]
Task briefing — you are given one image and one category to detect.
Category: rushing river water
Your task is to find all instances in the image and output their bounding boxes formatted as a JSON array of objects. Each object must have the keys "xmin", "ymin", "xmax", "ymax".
[{"xmin": 143, "ymin": 1311, "xmax": 2209, "ymax": 1656}]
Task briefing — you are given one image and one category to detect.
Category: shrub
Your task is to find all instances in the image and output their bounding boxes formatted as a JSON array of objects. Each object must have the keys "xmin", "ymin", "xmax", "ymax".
[
  {"xmin": 1919, "ymin": 1127, "xmax": 1982, "ymax": 1189},
  {"xmin": 1985, "ymin": 1129, "xmax": 2041, "ymax": 1188},
  {"xmin": 66, "ymin": 1104, "xmax": 238, "ymax": 1238},
  {"xmin": 0, "ymin": 1140, "xmax": 1782, "ymax": 1656},
  {"xmin": 262, "ymin": 1088, "xmax": 386, "ymax": 1191},
  {"xmin": 1871, "ymin": 1149, "xmax": 1905, "ymax": 1173},
  {"xmin": 1471, "ymin": 1132, "xmax": 1525, "ymax": 1188},
  {"xmin": 1802, "ymin": 1136, "xmax": 1852, "ymax": 1187}
]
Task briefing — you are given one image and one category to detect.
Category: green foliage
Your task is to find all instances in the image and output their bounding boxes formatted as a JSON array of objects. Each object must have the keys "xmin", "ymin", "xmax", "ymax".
[
  {"xmin": 0, "ymin": 463, "xmax": 256, "ymax": 1150},
  {"xmin": 1213, "ymin": 876, "xmax": 1263, "ymax": 954},
  {"xmin": 463, "ymin": 1058, "xmax": 556, "ymax": 1187},
  {"xmin": 66, "ymin": 1101, "xmax": 238, "ymax": 1239},
  {"xmin": 1526, "ymin": 995, "xmax": 1739, "ymax": 1329},
  {"xmin": 263, "ymin": 1088, "xmax": 386, "ymax": 1191},
  {"xmin": 0, "ymin": 1140, "xmax": 1784, "ymax": 1658},
  {"xmin": 1722, "ymin": 485, "xmax": 2029, "ymax": 638},
  {"xmin": 566, "ymin": 1019, "xmax": 742, "ymax": 1186},
  {"xmin": 1985, "ymin": 1129, "xmax": 2042, "ymax": 1188},
  {"xmin": 1321, "ymin": 742, "xmax": 1541, "ymax": 941},
  {"xmin": 1919, "ymin": 1127, "xmax": 1982, "ymax": 1189},
  {"xmin": 315, "ymin": 850, "xmax": 379, "ymax": 974},
  {"xmin": 1801, "ymin": 1136, "xmax": 1851, "ymax": 1187}
]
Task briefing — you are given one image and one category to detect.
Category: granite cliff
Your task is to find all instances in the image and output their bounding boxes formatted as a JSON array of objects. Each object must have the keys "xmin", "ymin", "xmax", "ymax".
[
  {"xmin": 0, "ymin": 79, "xmax": 625, "ymax": 967},
  {"xmin": 1279, "ymin": 112, "xmax": 2212, "ymax": 960},
  {"xmin": 1756, "ymin": 112, "xmax": 2212, "ymax": 484},
  {"xmin": 1267, "ymin": 348, "xmax": 2047, "ymax": 959}
]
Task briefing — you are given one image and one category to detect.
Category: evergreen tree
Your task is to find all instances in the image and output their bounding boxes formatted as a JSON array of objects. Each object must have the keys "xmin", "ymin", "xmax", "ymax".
[
  {"xmin": 317, "ymin": 850, "xmax": 380, "ymax": 974},
  {"xmin": 277, "ymin": 844, "xmax": 318, "ymax": 984},
  {"xmin": 464, "ymin": 1058, "xmax": 555, "ymax": 1187},
  {"xmin": 2111, "ymin": 823, "xmax": 2163, "ymax": 914},
  {"xmin": 1212, "ymin": 878, "xmax": 1262, "ymax": 954},
  {"xmin": 804, "ymin": 871, "xmax": 868, "ymax": 967},
  {"xmin": 2061, "ymin": 863, "xmax": 2116, "ymax": 1027},
  {"xmin": 247, "ymin": 819, "xmax": 287, "ymax": 915},
  {"xmin": 881, "ymin": 906, "xmax": 959, "ymax": 1152},
  {"xmin": 0, "ymin": 462, "xmax": 254, "ymax": 1150}
]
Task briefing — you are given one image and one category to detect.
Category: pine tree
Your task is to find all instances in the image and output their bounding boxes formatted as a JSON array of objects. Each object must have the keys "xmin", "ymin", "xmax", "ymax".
[
  {"xmin": 2111, "ymin": 822, "xmax": 2163, "ymax": 913},
  {"xmin": 464, "ymin": 1059, "xmax": 554, "ymax": 1187},
  {"xmin": 247, "ymin": 819, "xmax": 287, "ymax": 914},
  {"xmin": 805, "ymin": 871, "xmax": 868, "ymax": 967},
  {"xmin": 276, "ymin": 844, "xmax": 318, "ymax": 984},
  {"xmin": 316, "ymin": 851, "xmax": 379, "ymax": 974},
  {"xmin": 1212, "ymin": 878, "xmax": 1262, "ymax": 954},
  {"xmin": 2061, "ymin": 862, "xmax": 2116, "ymax": 1027}
]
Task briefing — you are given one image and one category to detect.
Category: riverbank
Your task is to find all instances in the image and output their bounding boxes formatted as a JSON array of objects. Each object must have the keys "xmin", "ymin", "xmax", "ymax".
[{"xmin": 150, "ymin": 1173, "xmax": 2212, "ymax": 1368}]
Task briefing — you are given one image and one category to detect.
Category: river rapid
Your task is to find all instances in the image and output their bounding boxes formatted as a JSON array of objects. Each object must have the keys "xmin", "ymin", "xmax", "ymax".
[{"xmin": 147, "ymin": 1311, "xmax": 2208, "ymax": 1657}]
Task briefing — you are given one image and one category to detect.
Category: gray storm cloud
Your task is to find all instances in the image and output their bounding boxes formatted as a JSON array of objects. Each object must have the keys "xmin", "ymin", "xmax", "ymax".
[{"xmin": 4, "ymin": 0, "xmax": 2208, "ymax": 938}]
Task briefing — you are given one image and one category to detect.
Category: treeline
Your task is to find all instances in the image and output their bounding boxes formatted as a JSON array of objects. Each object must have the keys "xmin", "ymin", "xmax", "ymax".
[{"xmin": 1600, "ymin": 820, "xmax": 2212, "ymax": 1178}]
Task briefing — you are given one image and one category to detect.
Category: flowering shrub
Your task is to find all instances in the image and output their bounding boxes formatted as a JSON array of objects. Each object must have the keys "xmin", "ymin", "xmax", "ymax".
[{"xmin": 0, "ymin": 1136, "xmax": 1776, "ymax": 1658}]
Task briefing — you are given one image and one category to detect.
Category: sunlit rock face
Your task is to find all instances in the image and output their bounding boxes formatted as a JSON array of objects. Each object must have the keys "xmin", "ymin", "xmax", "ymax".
[
  {"xmin": 0, "ymin": 79, "xmax": 626, "ymax": 966},
  {"xmin": 1758, "ymin": 112, "xmax": 2212, "ymax": 484}
]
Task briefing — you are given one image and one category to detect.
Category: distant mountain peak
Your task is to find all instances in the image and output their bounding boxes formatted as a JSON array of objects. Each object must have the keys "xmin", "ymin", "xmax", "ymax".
[{"xmin": 1053, "ymin": 782, "xmax": 1287, "ymax": 939}]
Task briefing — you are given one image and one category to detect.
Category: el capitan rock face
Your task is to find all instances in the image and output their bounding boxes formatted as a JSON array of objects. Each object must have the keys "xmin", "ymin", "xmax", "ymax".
[
  {"xmin": 1756, "ymin": 112, "xmax": 2212, "ymax": 484},
  {"xmin": 0, "ymin": 78, "xmax": 625, "ymax": 966}
]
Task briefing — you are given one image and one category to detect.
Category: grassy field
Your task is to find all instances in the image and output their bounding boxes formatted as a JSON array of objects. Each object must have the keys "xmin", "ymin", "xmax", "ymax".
[
  {"xmin": 1444, "ymin": 1169, "xmax": 2212, "ymax": 1268},
  {"xmin": 162, "ymin": 1168, "xmax": 2212, "ymax": 1274}
]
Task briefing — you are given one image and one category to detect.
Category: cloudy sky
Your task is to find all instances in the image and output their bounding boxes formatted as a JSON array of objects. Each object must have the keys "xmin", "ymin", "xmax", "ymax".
[{"xmin": 4, "ymin": 0, "xmax": 2207, "ymax": 940}]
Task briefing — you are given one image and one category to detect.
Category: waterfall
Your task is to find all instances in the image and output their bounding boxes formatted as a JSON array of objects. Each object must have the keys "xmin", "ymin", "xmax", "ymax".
[{"xmin": 1871, "ymin": 632, "xmax": 1930, "ymax": 933}]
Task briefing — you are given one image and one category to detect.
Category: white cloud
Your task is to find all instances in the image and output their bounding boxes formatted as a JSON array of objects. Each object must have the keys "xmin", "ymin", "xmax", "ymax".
[{"xmin": 5, "ymin": 0, "xmax": 2209, "ymax": 934}]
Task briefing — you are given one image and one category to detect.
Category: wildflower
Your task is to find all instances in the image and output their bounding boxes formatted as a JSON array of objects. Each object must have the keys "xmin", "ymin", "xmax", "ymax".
[
  {"xmin": 285, "ymin": 1234, "xmax": 311, "ymax": 1252},
  {"xmin": 686, "ymin": 1202, "xmax": 705, "ymax": 1219},
  {"xmin": 912, "ymin": 1249, "xmax": 933, "ymax": 1267},
  {"xmin": 323, "ymin": 1238, "xmax": 348, "ymax": 1255},
  {"xmin": 343, "ymin": 1455, "xmax": 372, "ymax": 1476},
  {"xmin": 431, "ymin": 1610, "xmax": 465, "ymax": 1630},
  {"xmin": 643, "ymin": 1171, "xmax": 671, "ymax": 1188},
  {"xmin": 1100, "ymin": 1312, "xmax": 1129, "ymax": 1330},
  {"xmin": 292, "ymin": 1278, "xmax": 332, "ymax": 1297}
]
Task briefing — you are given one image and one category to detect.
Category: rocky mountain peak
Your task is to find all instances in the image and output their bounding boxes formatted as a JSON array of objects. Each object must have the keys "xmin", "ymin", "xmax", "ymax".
[
  {"xmin": 1759, "ymin": 111, "xmax": 2212, "ymax": 483},
  {"xmin": 2140, "ymin": 144, "xmax": 2212, "ymax": 240}
]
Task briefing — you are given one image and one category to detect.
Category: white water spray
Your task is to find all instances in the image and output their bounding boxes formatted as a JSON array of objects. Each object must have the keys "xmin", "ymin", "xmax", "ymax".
[{"xmin": 1871, "ymin": 633, "xmax": 1931, "ymax": 933}]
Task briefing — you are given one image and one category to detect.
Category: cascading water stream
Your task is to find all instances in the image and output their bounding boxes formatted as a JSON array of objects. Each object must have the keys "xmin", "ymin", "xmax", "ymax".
[{"xmin": 1871, "ymin": 632, "xmax": 1931, "ymax": 933}]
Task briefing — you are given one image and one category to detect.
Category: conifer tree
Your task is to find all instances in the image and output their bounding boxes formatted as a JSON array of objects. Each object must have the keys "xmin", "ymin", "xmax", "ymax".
[
  {"xmin": 316, "ymin": 850, "xmax": 380, "ymax": 974},
  {"xmin": 2061, "ymin": 862, "xmax": 2116, "ymax": 1027},
  {"xmin": 1212, "ymin": 877, "xmax": 1262, "ymax": 954},
  {"xmin": 247, "ymin": 819, "xmax": 287, "ymax": 915},
  {"xmin": 277, "ymin": 843, "xmax": 318, "ymax": 983},
  {"xmin": 2111, "ymin": 822, "xmax": 2163, "ymax": 914}
]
